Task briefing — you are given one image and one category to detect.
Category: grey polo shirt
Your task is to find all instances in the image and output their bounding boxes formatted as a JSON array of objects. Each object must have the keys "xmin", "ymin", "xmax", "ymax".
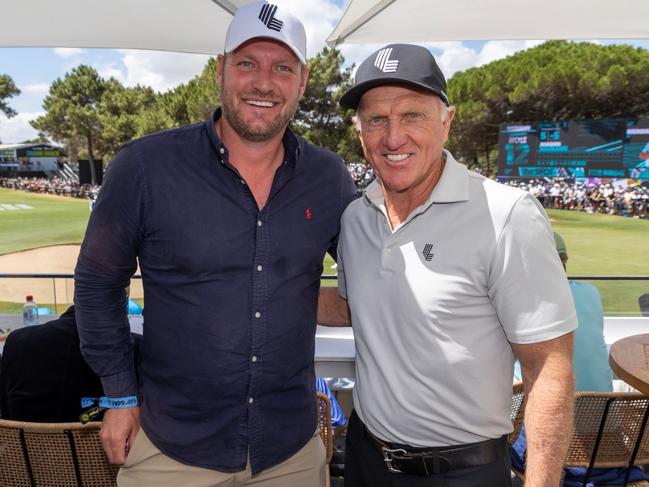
[{"xmin": 337, "ymin": 151, "xmax": 577, "ymax": 447}]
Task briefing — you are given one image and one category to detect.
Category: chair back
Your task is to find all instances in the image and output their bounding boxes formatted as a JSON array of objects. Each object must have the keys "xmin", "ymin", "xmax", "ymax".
[
  {"xmin": 0, "ymin": 419, "xmax": 118, "ymax": 487},
  {"xmin": 510, "ymin": 381, "xmax": 526, "ymax": 444},
  {"xmin": 316, "ymin": 392, "xmax": 334, "ymax": 463},
  {"xmin": 566, "ymin": 392, "xmax": 649, "ymax": 469}
]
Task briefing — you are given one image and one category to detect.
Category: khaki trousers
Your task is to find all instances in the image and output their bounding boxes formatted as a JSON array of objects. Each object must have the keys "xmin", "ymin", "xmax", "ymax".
[{"xmin": 117, "ymin": 428, "xmax": 326, "ymax": 487}]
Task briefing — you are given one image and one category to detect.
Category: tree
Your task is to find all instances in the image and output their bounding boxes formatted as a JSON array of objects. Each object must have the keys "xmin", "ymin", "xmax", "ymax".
[
  {"xmin": 447, "ymin": 41, "xmax": 649, "ymax": 175},
  {"xmin": 135, "ymin": 58, "xmax": 220, "ymax": 137},
  {"xmin": 20, "ymin": 132, "xmax": 50, "ymax": 144},
  {"xmin": 31, "ymin": 65, "xmax": 107, "ymax": 184},
  {"xmin": 97, "ymin": 80, "xmax": 156, "ymax": 159},
  {"xmin": 186, "ymin": 58, "xmax": 220, "ymax": 123},
  {"xmin": 294, "ymin": 47, "xmax": 363, "ymax": 163},
  {"xmin": 0, "ymin": 74, "xmax": 21, "ymax": 118},
  {"xmin": 135, "ymin": 85, "xmax": 192, "ymax": 136}
]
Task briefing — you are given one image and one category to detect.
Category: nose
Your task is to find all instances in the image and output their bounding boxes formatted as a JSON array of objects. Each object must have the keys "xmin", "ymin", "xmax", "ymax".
[
  {"xmin": 383, "ymin": 119, "xmax": 407, "ymax": 151},
  {"xmin": 252, "ymin": 66, "xmax": 274, "ymax": 95}
]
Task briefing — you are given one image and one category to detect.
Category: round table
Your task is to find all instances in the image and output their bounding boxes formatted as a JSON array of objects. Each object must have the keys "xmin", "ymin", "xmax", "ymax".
[{"xmin": 609, "ymin": 333, "xmax": 649, "ymax": 394}]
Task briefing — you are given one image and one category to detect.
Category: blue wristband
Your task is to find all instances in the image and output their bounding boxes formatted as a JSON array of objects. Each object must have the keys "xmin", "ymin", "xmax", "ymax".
[{"xmin": 81, "ymin": 395, "xmax": 139, "ymax": 409}]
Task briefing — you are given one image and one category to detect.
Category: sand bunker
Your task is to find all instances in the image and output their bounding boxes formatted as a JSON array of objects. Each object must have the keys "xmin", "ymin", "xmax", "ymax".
[{"xmin": 0, "ymin": 245, "xmax": 143, "ymax": 304}]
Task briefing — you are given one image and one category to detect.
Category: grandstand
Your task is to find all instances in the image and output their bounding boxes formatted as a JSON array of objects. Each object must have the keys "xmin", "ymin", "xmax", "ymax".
[{"xmin": 0, "ymin": 143, "xmax": 76, "ymax": 180}]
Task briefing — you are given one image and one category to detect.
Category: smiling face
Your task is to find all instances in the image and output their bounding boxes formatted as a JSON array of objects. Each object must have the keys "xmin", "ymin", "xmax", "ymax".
[
  {"xmin": 357, "ymin": 85, "xmax": 454, "ymax": 203},
  {"xmin": 218, "ymin": 39, "xmax": 308, "ymax": 142}
]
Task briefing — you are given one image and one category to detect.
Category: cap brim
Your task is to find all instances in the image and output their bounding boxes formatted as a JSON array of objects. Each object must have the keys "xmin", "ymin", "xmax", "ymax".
[
  {"xmin": 340, "ymin": 78, "xmax": 449, "ymax": 110},
  {"xmin": 227, "ymin": 36, "xmax": 306, "ymax": 64}
]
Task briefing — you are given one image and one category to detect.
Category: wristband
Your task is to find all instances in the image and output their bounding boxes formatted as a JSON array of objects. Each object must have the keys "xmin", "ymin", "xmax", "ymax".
[{"xmin": 81, "ymin": 395, "xmax": 139, "ymax": 409}]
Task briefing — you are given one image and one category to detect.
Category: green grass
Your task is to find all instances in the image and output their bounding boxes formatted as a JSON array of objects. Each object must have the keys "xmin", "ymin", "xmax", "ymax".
[
  {"xmin": 0, "ymin": 188, "xmax": 90, "ymax": 255},
  {"xmin": 321, "ymin": 254, "xmax": 338, "ymax": 287},
  {"xmin": 0, "ymin": 300, "xmax": 70, "ymax": 315},
  {"xmin": 0, "ymin": 188, "xmax": 647, "ymax": 315},
  {"xmin": 548, "ymin": 209, "xmax": 649, "ymax": 316}
]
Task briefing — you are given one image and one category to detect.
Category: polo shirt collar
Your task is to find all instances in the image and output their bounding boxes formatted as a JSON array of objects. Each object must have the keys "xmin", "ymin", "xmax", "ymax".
[
  {"xmin": 428, "ymin": 150, "xmax": 470, "ymax": 204},
  {"xmin": 364, "ymin": 150, "xmax": 470, "ymax": 213}
]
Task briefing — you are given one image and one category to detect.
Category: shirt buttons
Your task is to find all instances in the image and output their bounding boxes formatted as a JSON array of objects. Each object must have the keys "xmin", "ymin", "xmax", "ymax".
[
  {"xmin": 251, "ymin": 355, "xmax": 258, "ymax": 363},
  {"xmin": 257, "ymin": 220, "xmax": 263, "ymax": 227},
  {"xmin": 256, "ymin": 265, "xmax": 263, "ymax": 272},
  {"xmin": 249, "ymin": 397, "xmax": 254, "ymax": 404},
  {"xmin": 255, "ymin": 311, "xmax": 261, "ymax": 318},
  {"xmin": 219, "ymin": 147, "xmax": 225, "ymax": 155},
  {"xmin": 240, "ymin": 179, "xmax": 246, "ymax": 185}
]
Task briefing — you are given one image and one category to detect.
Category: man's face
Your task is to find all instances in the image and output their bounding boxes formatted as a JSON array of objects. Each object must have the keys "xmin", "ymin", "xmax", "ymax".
[
  {"xmin": 357, "ymin": 85, "xmax": 454, "ymax": 198},
  {"xmin": 218, "ymin": 39, "xmax": 308, "ymax": 142}
]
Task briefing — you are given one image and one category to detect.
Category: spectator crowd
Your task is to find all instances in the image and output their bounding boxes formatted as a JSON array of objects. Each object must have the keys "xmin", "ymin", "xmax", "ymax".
[
  {"xmin": 346, "ymin": 162, "xmax": 374, "ymax": 190},
  {"xmin": 505, "ymin": 179, "xmax": 648, "ymax": 219},
  {"xmin": 0, "ymin": 177, "xmax": 98, "ymax": 201},
  {"xmin": 1, "ymin": 172, "xmax": 648, "ymax": 220}
]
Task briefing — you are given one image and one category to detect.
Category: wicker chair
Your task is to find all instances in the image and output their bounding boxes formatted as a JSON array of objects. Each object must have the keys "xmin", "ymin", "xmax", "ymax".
[
  {"xmin": 0, "ymin": 418, "xmax": 118, "ymax": 487},
  {"xmin": 510, "ymin": 381, "xmax": 526, "ymax": 444},
  {"xmin": 317, "ymin": 392, "xmax": 333, "ymax": 487},
  {"xmin": 510, "ymin": 389, "xmax": 649, "ymax": 487}
]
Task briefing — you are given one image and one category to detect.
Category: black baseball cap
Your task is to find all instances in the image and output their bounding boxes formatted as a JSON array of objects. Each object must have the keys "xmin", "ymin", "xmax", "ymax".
[{"xmin": 340, "ymin": 44, "xmax": 449, "ymax": 110}]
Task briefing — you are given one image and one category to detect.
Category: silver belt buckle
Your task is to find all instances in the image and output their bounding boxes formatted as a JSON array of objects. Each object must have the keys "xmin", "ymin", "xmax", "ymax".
[{"xmin": 382, "ymin": 447, "xmax": 408, "ymax": 473}]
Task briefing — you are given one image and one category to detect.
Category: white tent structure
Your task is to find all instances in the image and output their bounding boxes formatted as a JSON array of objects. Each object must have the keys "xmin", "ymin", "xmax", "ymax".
[
  {"xmin": 327, "ymin": 0, "xmax": 649, "ymax": 46},
  {"xmin": 0, "ymin": 0, "xmax": 251, "ymax": 54}
]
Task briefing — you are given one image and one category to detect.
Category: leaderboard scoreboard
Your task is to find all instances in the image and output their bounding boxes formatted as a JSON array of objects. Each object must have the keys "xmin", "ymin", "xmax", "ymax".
[{"xmin": 498, "ymin": 118, "xmax": 649, "ymax": 179}]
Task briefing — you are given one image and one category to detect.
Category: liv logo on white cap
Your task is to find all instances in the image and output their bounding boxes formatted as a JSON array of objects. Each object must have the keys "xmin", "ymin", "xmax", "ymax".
[
  {"xmin": 259, "ymin": 3, "xmax": 283, "ymax": 32},
  {"xmin": 374, "ymin": 48, "xmax": 399, "ymax": 73}
]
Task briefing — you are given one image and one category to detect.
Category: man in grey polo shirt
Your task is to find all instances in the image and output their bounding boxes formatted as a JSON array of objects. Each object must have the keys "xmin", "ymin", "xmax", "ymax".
[{"xmin": 319, "ymin": 44, "xmax": 576, "ymax": 487}]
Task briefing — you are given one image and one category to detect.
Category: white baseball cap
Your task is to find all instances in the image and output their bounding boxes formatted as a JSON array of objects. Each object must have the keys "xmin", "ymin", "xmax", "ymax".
[{"xmin": 224, "ymin": 1, "xmax": 307, "ymax": 64}]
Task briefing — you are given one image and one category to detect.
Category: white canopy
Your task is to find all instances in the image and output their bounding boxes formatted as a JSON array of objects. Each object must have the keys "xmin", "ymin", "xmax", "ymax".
[
  {"xmin": 327, "ymin": 0, "xmax": 649, "ymax": 46},
  {"xmin": 0, "ymin": 0, "xmax": 251, "ymax": 54}
]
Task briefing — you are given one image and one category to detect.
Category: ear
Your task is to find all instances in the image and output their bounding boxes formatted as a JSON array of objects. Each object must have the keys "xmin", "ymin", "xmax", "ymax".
[
  {"xmin": 217, "ymin": 54, "xmax": 225, "ymax": 87},
  {"xmin": 442, "ymin": 105, "xmax": 456, "ymax": 143},
  {"xmin": 298, "ymin": 64, "xmax": 310, "ymax": 97}
]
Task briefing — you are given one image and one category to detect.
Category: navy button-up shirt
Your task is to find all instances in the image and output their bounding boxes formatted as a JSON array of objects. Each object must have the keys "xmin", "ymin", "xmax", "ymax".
[{"xmin": 74, "ymin": 109, "xmax": 357, "ymax": 473}]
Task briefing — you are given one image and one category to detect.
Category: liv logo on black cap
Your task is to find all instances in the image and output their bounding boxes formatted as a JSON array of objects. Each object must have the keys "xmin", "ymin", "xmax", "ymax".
[
  {"xmin": 259, "ymin": 3, "xmax": 283, "ymax": 32},
  {"xmin": 374, "ymin": 48, "xmax": 399, "ymax": 73}
]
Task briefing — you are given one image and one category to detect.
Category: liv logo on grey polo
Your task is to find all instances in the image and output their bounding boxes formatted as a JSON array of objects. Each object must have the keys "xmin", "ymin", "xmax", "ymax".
[
  {"xmin": 374, "ymin": 48, "xmax": 399, "ymax": 73},
  {"xmin": 259, "ymin": 3, "xmax": 283, "ymax": 31},
  {"xmin": 422, "ymin": 244, "xmax": 434, "ymax": 261}
]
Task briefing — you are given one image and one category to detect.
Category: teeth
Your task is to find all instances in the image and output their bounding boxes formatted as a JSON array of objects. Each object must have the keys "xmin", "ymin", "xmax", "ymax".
[
  {"xmin": 246, "ymin": 100, "xmax": 274, "ymax": 107},
  {"xmin": 386, "ymin": 154, "xmax": 409, "ymax": 162}
]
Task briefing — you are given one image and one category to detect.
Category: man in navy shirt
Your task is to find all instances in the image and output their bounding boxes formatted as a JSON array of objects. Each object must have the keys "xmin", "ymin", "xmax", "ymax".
[{"xmin": 74, "ymin": 2, "xmax": 356, "ymax": 486}]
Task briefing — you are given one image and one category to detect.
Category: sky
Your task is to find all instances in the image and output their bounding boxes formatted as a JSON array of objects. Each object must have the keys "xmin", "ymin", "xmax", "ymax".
[{"xmin": 1, "ymin": 0, "xmax": 648, "ymax": 144}]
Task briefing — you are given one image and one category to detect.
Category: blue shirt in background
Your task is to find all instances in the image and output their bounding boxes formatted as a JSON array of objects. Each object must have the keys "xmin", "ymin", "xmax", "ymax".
[{"xmin": 570, "ymin": 280, "xmax": 613, "ymax": 392}]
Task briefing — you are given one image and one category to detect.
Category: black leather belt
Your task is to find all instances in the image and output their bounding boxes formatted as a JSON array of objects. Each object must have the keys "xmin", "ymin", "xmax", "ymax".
[{"xmin": 362, "ymin": 421, "xmax": 507, "ymax": 476}]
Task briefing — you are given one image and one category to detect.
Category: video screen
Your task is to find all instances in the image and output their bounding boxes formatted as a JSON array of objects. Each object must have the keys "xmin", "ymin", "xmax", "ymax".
[{"xmin": 497, "ymin": 118, "xmax": 648, "ymax": 179}]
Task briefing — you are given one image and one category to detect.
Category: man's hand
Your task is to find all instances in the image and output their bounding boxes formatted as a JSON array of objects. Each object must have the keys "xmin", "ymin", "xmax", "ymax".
[
  {"xmin": 512, "ymin": 332, "xmax": 574, "ymax": 487},
  {"xmin": 317, "ymin": 287, "xmax": 351, "ymax": 326},
  {"xmin": 100, "ymin": 406, "xmax": 141, "ymax": 464}
]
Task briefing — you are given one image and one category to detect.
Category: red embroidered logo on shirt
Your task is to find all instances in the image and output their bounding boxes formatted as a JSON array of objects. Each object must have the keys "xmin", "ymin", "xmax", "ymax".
[{"xmin": 305, "ymin": 208, "xmax": 312, "ymax": 220}]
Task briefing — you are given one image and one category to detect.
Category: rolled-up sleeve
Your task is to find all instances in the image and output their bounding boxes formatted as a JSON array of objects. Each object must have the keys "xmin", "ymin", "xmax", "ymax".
[{"xmin": 74, "ymin": 144, "xmax": 144, "ymax": 398}]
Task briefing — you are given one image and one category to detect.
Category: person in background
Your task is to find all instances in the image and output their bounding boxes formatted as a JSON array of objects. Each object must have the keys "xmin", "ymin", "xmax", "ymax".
[
  {"xmin": 319, "ymin": 43, "xmax": 576, "ymax": 487},
  {"xmin": 511, "ymin": 233, "xmax": 649, "ymax": 485},
  {"xmin": 0, "ymin": 303, "xmax": 140, "ymax": 423},
  {"xmin": 515, "ymin": 232, "xmax": 612, "ymax": 391},
  {"xmin": 74, "ymin": 2, "xmax": 356, "ymax": 486}
]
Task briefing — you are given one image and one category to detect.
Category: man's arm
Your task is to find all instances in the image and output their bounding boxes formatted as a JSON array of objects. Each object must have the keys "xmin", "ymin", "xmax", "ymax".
[
  {"xmin": 512, "ymin": 332, "xmax": 574, "ymax": 487},
  {"xmin": 317, "ymin": 287, "xmax": 351, "ymax": 326},
  {"xmin": 74, "ymin": 145, "xmax": 143, "ymax": 464}
]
